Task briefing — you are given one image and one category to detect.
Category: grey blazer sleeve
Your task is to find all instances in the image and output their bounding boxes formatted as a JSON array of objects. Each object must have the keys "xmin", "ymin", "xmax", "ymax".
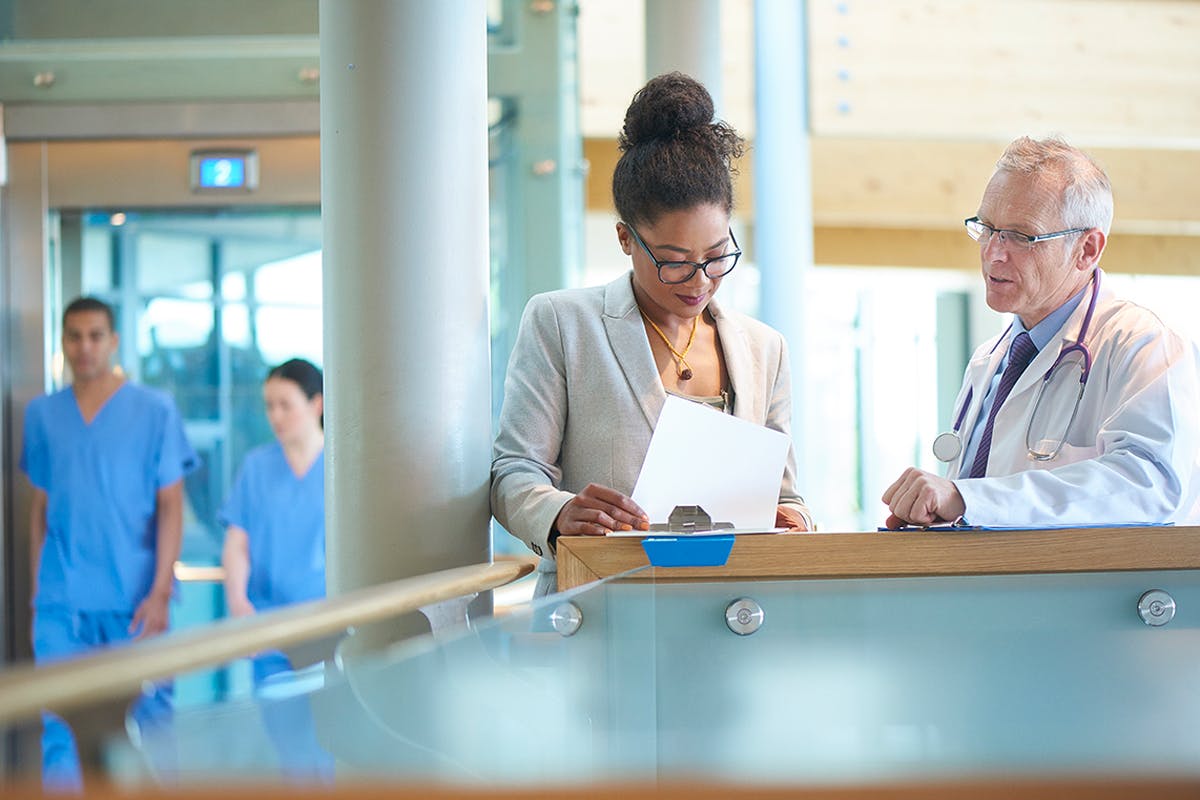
[
  {"xmin": 765, "ymin": 333, "xmax": 813, "ymax": 528},
  {"xmin": 490, "ymin": 294, "xmax": 575, "ymax": 560}
]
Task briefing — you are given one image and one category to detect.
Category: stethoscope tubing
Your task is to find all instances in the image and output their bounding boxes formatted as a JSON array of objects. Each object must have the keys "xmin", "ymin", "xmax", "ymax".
[{"xmin": 935, "ymin": 269, "xmax": 1100, "ymax": 464}]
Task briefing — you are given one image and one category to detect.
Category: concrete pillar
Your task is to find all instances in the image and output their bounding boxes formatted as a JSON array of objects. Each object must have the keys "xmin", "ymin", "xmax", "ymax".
[
  {"xmin": 754, "ymin": 0, "xmax": 812, "ymax": 498},
  {"xmin": 645, "ymin": 0, "xmax": 724, "ymax": 112},
  {"xmin": 319, "ymin": 1, "xmax": 492, "ymax": 597}
]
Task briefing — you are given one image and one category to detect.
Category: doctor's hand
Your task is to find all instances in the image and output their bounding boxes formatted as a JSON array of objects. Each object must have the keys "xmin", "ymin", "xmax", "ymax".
[
  {"xmin": 554, "ymin": 483, "xmax": 650, "ymax": 536},
  {"xmin": 130, "ymin": 588, "xmax": 171, "ymax": 640},
  {"xmin": 882, "ymin": 468, "xmax": 966, "ymax": 529}
]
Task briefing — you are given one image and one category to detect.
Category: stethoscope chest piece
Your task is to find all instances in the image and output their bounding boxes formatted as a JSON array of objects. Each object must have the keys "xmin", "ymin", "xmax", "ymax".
[{"xmin": 932, "ymin": 430, "xmax": 963, "ymax": 463}]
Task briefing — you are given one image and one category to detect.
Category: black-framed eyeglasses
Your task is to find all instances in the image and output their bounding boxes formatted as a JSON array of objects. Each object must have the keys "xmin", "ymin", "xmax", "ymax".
[
  {"xmin": 624, "ymin": 222, "xmax": 741, "ymax": 285},
  {"xmin": 965, "ymin": 216, "xmax": 1088, "ymax": 250}
]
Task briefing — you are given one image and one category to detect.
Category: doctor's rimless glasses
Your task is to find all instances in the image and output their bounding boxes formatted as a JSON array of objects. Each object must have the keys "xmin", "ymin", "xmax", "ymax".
[{"xmin": 965, "ymin": 217, "xmax": 1089, "ymax": 250}]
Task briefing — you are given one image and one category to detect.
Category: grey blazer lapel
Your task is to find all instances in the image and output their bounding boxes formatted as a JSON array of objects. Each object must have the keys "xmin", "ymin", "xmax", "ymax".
[
  {"xmin": 710, "ymin": 299, "xmax": 759, "ymax": 422},
  {"xmin": 602, "ymin": 273, "xmax": 665, "ymax": 428}
]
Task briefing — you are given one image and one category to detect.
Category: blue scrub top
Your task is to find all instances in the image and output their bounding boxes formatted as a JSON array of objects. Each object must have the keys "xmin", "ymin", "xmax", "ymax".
[
  {"xmin": 20, "ymin": 383, "xmax": 199, "ymax": 612},
  {"xmin": 219, "ymin": 442, "xmax": 325, "ymax": 611}
]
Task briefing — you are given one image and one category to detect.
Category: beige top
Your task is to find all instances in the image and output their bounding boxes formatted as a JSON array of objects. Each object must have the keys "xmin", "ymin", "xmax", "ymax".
[{"xmin": 666, "ymin": 387, "xmax": 733, "ymax": 414}]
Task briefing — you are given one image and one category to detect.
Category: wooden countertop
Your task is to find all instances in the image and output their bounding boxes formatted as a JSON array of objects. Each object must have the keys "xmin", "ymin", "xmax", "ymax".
[{"xmin": 556, "ymin": 526, "xmax": 1200, "ymax": 592}]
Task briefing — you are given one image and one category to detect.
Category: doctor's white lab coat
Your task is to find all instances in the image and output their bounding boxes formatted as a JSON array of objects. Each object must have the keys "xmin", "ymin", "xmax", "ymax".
[{"xmin": 948, "ymin": 272, "xmax": 1200, "ymax": 526}]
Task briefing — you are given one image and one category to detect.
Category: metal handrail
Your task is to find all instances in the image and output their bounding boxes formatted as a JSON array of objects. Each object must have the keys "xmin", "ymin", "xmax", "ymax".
[{"xmin": 0, "ymin": 560, "xmax": 534, "ymax": 727}]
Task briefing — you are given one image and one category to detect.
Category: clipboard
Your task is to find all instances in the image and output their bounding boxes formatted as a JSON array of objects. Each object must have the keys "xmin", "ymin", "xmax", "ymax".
[
  {"xmin": 608, "ymin": 505, "xmax": 786, "ymax": 537},
  {"xmin": 616, "ymin": 506, "xmax": 782, "ymax": 568}
]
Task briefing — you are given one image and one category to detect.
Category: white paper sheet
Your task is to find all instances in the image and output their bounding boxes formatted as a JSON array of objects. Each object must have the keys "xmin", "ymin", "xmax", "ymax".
[{"xmin": 630, "ymin": 395, "xmax": 790, "ymax": 531}]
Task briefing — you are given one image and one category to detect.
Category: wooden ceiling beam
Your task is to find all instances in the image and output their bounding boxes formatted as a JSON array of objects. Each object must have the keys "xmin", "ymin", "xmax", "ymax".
[
  {"xmin": 584, "ymin": 135, "xmax": 1200, "ymax": 275},
  {"xmin": 585, "ymin": 136, "xmax": 1200, "ymax": 235},
  {"xmin": 813, "ymin": 227, "xmax": 1200, "ymax": 278}
]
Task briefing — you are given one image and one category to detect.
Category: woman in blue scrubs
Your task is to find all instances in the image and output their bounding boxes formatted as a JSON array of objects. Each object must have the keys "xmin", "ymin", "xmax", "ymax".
[
  {"xmin": 221, "ymin": 358, "xmax": 325, "ymax": 620},
  {"xmin": 220, "ymin": 358, "xmax": 330, "ymax": 778}
]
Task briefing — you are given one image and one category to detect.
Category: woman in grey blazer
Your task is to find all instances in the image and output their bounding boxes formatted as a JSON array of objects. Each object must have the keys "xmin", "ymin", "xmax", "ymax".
[{"xmin": 492, "ymin": 72, "xmax": 812, "ymax": 595}]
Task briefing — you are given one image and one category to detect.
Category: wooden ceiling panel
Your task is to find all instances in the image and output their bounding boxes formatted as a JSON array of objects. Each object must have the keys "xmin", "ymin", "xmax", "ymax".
[{"xmin": 808, "ymin": 0, "xmax": 1200, "ymax": 143}]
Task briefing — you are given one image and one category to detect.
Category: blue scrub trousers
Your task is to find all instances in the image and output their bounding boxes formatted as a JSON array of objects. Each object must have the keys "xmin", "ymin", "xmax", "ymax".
[
  {"xmin": 253, "ymin": 650, "xmax": 335, "ymax": 781},
  {"xmin": 33, "ymin": 608, "xmax": 175, "ymax": 791}
]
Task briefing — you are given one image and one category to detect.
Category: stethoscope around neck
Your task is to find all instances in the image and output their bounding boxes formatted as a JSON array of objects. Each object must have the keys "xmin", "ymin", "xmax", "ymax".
[{"xmin": 932, "ymin": 269, "xmax": 1100, "ymax": 466}]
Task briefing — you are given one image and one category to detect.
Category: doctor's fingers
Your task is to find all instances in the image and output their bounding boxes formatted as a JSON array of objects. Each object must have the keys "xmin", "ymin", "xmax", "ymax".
[
  {"xmin": 893, "ymin": 474, "xmax": 964, "ymax": 526},
  {"xmin": 575, "ymin": 483, "xmax": 649, "ymax": 529},
  {"xmin": 881, "ymin": 467, "xmax": 925, "ymax": 505},
  {"xmin": 887, "ymin": 477, "xmax": 941, "ymax": 526}
]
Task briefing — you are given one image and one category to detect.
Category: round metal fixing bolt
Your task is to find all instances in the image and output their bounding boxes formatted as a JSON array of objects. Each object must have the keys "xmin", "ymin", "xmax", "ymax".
[
  {"xmin": 1137, "ymin": 589, "xmax": 1176, "ymax": 627},
  {"xmin": 725, "ymin": 598, "xmax": 764, "ymax": 636},
  {"xmin": 550, "ymin": 601, "xmax": 583, "ymax": 637},
  {"xmin": 33, "ymin": 71, "xmax": 56, "ymax": 89}
]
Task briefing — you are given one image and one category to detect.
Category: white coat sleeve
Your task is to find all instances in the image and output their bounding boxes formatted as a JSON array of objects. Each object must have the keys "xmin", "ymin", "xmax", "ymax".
[
  {"xmin": 956, "ymin": 323, "xmax": 1200, "ymax": 526},
  {"xmin": 490, "ymin": 294, "xmax": 575, "ymax": 560}
]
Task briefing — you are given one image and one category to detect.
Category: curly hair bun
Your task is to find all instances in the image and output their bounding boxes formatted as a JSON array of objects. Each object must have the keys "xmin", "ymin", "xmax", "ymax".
[
  {"xmin": 611, "ymin": 71, "xmax": 745, "ymax": 226},
  {"xmin": 619, "ymin": 72, "xmax": 715, "ymax": 150}
]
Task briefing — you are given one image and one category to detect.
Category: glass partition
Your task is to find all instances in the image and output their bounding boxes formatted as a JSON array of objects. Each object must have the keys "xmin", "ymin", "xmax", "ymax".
[{"xmin": 41, "ymin": 565, "xmax": 1198, "ymax": 787}]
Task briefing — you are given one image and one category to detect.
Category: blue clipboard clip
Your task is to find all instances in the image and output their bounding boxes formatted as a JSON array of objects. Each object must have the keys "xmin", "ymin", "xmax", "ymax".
[{"xmin": 642, "ymin": 505, "xmax": 736, "ymax": 567}]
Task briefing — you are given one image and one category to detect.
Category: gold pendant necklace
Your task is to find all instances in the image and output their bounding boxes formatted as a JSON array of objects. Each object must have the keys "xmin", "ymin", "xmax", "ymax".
[{"xmin": 640, "ymin": 308, "xmax": 698, "ymax": 381}]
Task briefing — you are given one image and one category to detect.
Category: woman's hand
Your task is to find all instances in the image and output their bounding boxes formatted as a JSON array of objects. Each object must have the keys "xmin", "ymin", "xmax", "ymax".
[
  {"xmin": 227, "ymin": 597, "xmax": 257, "ymax": 618},
  {"xmin": 775, "ymin": 505, "xmax": 810, "ymax": 532},
  {"xmin": 554, "ymin": 483, "xmax": 650, "ymax": 536}
]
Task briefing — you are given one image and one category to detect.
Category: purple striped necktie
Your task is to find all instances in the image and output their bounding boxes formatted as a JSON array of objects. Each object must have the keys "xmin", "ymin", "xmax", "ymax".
[{"xmin": 968, "ymin": 331, "xmax": 1039, "ymax": 479}]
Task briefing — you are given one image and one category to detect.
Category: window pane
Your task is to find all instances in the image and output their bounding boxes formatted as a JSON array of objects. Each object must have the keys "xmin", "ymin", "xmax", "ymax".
[
  {"xmin": 255, "ymin": 306, "xmax": 323, "ymax": 366},
  {"xmin": 253, "ymin": 251, "xmax": 322, "ymax": 305},
  {"xmin": 139, "ymin": 297, "xmax": 213, "ymax": 350},
  {"xmin": 221, "ymin": 271, "xmax": 247, "ymax": 302},
  {"xmin": 82, "ymin": 225, "xmax": 115, "ymax": 294},
  {"xmin": 136, "ymin": 233, "xmax": 213, "ymax": 296},
  {"xmin": 222, "ymin": 303, "xmax": 251, "ymax": 349}
]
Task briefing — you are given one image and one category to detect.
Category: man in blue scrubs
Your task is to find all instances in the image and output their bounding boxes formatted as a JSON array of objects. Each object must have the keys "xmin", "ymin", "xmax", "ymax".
[{"xmin": 21, "ymin": 296, "xmax": 198, "ymax": 788}]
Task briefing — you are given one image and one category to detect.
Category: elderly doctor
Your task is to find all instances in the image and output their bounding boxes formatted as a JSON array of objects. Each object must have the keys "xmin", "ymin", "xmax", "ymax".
[{"xmin": 883, "ymin": 136, "xmax": 1200, "ymax": 529}]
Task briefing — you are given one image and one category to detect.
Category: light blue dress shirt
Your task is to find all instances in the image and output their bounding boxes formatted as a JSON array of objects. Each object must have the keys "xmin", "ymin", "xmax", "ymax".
[{"xmin": 959, "ymin": 283, "xmax": 1089, "ymax": 473}]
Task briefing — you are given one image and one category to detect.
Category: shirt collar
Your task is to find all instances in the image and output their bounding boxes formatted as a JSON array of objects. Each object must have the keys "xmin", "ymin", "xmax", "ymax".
[{"xmin": 1013, "ymin": 281, "xmax": 1089, "ymax": 351}]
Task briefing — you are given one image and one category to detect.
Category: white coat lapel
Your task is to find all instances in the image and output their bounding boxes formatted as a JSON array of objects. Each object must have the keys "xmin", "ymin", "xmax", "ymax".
[
  {"xmin": 968, "ymin": 337, "xmax": 1008, "ymax": 426},
  {"xmin": 950, "ymin": 336, "xmax": 1008, "ymax": 478},
  {"xmin": 602, "ymin": 273, "xmax": 665, "ymax": 429}
]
